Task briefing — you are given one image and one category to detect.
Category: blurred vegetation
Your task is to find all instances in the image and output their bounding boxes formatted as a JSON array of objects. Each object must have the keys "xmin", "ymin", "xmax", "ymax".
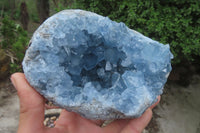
[
  {"xmin": 0, "ymin": 16, "xmax": 29, "ymax": 73},
  {"xmin": 0, "ymin": 0, "xmax": 39, "ymax": 22},
  {"xmin": 0, "ymin": 0, "xmax": 200, "ymax": 75}
]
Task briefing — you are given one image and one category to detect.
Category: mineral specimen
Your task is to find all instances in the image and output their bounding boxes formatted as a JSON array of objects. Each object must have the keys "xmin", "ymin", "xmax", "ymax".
[{"xmin": 22, "ymin": 9, "xmax": 173, "ymax": 120}]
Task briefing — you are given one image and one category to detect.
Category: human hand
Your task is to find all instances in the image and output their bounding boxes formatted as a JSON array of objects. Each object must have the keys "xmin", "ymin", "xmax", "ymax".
[{"xmin": 11, "ymin": 73, "xmax": 160, "ymax": 133}]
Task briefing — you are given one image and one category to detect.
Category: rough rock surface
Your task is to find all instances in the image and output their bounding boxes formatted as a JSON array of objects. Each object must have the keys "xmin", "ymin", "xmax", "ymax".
[{"xmin": 23, "ymin": 9, "xmax": 173, "ymax": 120}]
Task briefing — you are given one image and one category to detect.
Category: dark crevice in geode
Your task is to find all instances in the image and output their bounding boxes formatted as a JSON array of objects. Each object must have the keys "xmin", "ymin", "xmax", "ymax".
[
  {"xmin": 60, "ymin": 42, "xmax": 136, "ymax": 89},
  {"xmin": 55, "ymin": 29, "xmax": 136, "ymax": 89}
]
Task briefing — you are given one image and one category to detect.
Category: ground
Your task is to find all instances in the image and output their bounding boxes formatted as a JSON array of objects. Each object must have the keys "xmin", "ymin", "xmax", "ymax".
[
  {"xmin": 0, "ymin": 79, "xmax": 19, "ymax": 133},
  {"xmin": 0, "ymin": 75, "xmax": 200, "ymax": 133},
  {"xmin": 152, "ymin": 75, "xmax": 200, "ymax": 133}
]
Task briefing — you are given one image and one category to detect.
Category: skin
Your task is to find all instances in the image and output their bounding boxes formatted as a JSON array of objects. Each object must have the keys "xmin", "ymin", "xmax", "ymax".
[{"xmin": 11, "ymin": 73, "xmax": 160, "ymax": 133}]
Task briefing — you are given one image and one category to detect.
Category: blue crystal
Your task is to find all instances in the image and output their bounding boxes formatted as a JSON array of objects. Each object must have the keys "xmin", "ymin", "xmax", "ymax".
[{"xmin": 22, "ymin": 9, "xmax": 173, "ymax": 120}]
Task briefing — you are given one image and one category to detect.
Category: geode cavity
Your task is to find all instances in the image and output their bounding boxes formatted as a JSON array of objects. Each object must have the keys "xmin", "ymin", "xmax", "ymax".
[{"xmin": 23, "ymin": 9, "xmax": 173, "ymax": 120}]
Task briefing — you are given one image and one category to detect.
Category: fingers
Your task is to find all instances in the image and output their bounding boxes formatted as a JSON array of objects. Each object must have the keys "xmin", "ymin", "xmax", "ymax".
[
  {"xmin": 55, "ymin": 110, "xmax": 103, "ymax": 133},
  {"xmin": 103, "ymin": 96, "xmax": 160, "ymax": 133},
  {"xmin": 55, "ymin": 109, "xmax": 77, "ymax": 130},
  {"xmin": 90, "ymin": 120, "xmax": 104, "ymax": 126},
  {"xmin": 150, "ymin": 96, "xmax": 161, "ymax": 109},
  {"xmin": 103, "ymin": 119, "xmax": 130, "ymax": 133},
  {"xmin": 11, "ymin": 73, "xmax": 45, "ymax": 132},
  {"xmin": 121, "ymin": 108, "xmax": 152, "ymax": 133},
  {"xmin": 103, "ymin": 109, "xmax": 152, "ymax": 133}
]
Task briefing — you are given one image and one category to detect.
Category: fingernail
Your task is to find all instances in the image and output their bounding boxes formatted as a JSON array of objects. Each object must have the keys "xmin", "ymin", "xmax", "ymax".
[
  {"xmin": 146, "ymin": 108, "xmax": 152, "ymax": 112},
  {"xmin": 10, "ymin": 75, "xmax": 17, "ymax": 88},
  {"xmin": 146, "ymin": 108, "xmax": 152, "ymax": 116}
]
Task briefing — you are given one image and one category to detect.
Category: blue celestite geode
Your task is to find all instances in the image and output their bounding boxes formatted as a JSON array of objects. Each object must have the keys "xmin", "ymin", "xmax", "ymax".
[{"xmin": 22, "ymin": 9, "xmax": 173, "ymax": 120}]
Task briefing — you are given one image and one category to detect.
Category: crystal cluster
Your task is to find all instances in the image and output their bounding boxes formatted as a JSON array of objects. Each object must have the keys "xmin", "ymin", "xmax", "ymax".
[{"xmin": 23, "ymin": 9, "xmax": 173, "ymax": 120}]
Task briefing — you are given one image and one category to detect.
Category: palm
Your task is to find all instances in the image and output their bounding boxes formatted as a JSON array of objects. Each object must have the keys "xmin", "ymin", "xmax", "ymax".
[
  {"xmin": 11, "ymin": 73, "xmax": 159, "ymax": 133},
  {"xmin": 48, "ymin": 110, "xmax": 104, "ymax": 133}
]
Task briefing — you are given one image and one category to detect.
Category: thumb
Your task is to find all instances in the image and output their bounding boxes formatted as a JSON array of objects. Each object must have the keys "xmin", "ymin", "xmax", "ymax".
[
  {"xmin": 11, "ymin": 73, "xmax": 45, "ymax": 133},
  {"xmin": 121, "ymin": 108, "xmax": 152, "ymax": 133}
]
